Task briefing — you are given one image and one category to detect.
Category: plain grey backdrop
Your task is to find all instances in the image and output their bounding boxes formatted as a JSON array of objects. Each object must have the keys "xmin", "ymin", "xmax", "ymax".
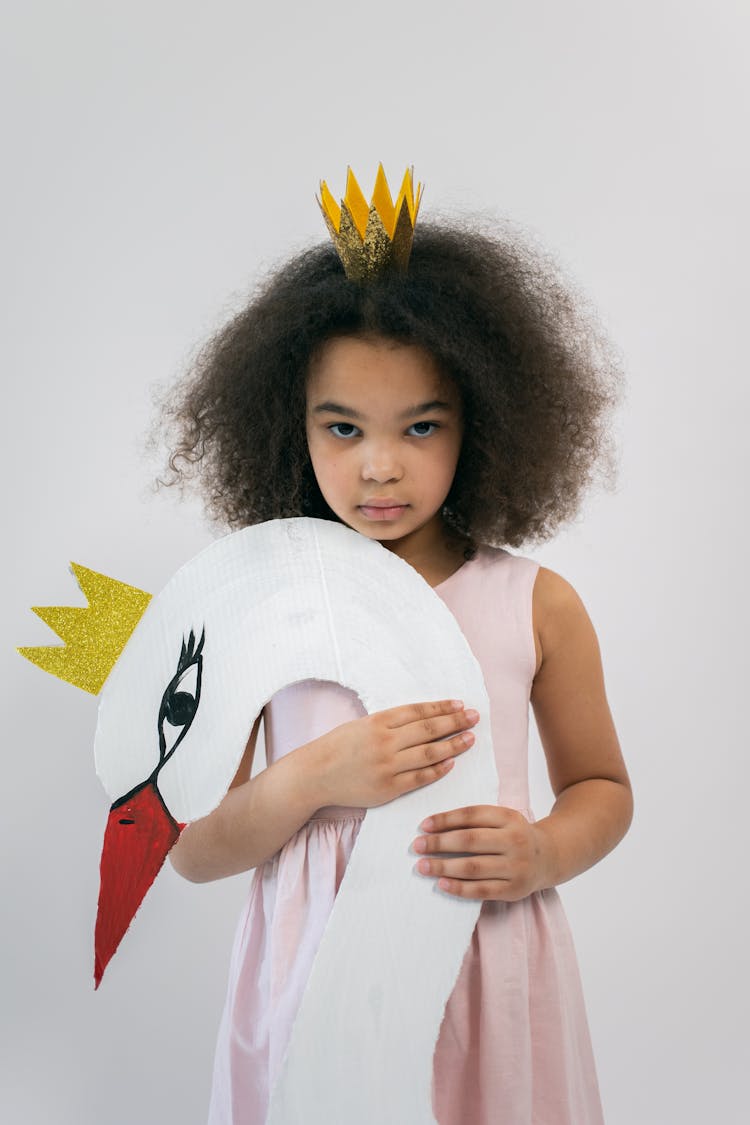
[{"xmin": 2, "ymin": 2, "xmax": 748, "ymax": 1122}]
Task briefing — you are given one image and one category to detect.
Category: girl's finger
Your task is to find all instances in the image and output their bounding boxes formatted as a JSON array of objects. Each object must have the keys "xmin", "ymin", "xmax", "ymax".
[
  {"xmin": 434, "ymin": 878, "xmax": 522, "ymax": 902},
  {"xmin": 399, "ymin": 708, "xmax": 479, "ymax": 752},
  {"xmin": 383, "ymin": 699, "xmax": 469, "ymax": 730},
  {"xmin": 412, "ymin": 827, "xmax": 506, "ymax": 856},
  {"xmin": 396, "ymin": 729, "xmax": 475, "ymax": 775},
  {"xmin": 415, "ymin": 854, "xmax": 510, "ymax": 881},
  {"xmin": 419, "ymin": 805, "xmax": 512, "ymax": 833}
]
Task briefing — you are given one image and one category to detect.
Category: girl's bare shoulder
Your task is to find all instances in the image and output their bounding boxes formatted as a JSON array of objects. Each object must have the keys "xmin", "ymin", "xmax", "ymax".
[{"xmin": 530, "ymin": 566, "xmax": 600, "ymax": 678}]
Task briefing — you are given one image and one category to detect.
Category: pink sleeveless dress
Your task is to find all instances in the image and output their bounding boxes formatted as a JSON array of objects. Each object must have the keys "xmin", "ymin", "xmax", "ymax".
[{"xmin": 208, "ymin": 545, "xmax": 604, "ymax": 1124}]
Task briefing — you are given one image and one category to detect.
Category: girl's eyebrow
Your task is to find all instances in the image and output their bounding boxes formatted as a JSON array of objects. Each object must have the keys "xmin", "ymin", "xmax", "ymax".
[{"xmin": 312, "ymin": 400, "xmax": 453, "ymax": 421}]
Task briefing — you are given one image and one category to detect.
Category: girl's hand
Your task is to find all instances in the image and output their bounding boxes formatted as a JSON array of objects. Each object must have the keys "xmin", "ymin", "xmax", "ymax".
[
  {"xmin": 307, "ymin": 700, "xmax": 480, "ymax": 810},
  {"xmin": 411, "ymin": 804, "xmax": 550, "ymax": 902}
]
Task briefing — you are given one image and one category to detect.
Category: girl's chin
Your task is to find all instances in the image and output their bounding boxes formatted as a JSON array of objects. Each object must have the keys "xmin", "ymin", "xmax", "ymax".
[
  {"xmin": 355, "ymin": 521, "xmax": 406, "ymax": 539},
  {"xmin": 337, "ymin": 511, "xmax": 414, "ymax": 540},
  {"xmin": 328, "ymin": 505, "xmax": 442, "ymax": 541}
]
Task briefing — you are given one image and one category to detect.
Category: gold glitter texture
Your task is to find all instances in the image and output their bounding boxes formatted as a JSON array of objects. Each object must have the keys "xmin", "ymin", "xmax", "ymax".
[
  {"xmin": 18, "ymin": 563, "xmax": 151, "ymax": 695},
  {"xmin": 318, "ymin": 164, "xmax": 423, "ymax": 282}
]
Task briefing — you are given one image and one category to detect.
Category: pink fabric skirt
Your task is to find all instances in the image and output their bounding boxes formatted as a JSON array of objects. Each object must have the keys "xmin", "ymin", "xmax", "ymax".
[{"xmin": 208, "ymin": 811, "xmax": 603, "ymax": 1125}]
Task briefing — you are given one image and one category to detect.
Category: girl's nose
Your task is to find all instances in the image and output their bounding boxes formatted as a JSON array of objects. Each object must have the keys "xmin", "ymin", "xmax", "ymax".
[{"xmin": 361, "ymin": 449, "xmax": 404, "ymax": 483}]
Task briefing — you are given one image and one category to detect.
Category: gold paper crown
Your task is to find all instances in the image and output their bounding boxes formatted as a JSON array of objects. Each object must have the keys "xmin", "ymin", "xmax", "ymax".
[
  {"xmin": 318, "ymin": 164, "xmax": 423, "ymax": 282},
  {"xmin": 17, "ymin": 563, "xmax": 152, "ymax": 695}
]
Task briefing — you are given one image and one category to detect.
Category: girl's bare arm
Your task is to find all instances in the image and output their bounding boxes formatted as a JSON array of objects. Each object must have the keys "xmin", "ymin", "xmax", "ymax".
[
  {"xmin": 170, "ymin": 700, "xmax": 478, "ymax": 883},
  {"xmin": 530, "ymin": 566, "xmax": 633, "ymax": 889},
  {"xmin": 169, "ymin": 713, "xmax": 326, "ymax": 883}
]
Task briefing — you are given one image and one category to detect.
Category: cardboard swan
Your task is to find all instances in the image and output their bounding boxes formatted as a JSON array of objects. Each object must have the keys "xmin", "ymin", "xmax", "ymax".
[{"xmin": 19, "ymin": 516, "xmax": 498, "ymax": 1124}]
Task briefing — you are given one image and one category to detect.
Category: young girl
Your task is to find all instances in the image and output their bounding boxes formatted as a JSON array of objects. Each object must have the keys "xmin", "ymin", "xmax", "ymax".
[{"xmin": 164, "ymin": 191, "xmax": 632, "ymax": 1124}]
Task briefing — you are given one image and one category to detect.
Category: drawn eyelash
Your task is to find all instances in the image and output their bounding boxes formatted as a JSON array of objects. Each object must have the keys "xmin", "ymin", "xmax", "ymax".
[{"xmin": 156, "ymin": 628, "xmax": 205, "ymax": 765}]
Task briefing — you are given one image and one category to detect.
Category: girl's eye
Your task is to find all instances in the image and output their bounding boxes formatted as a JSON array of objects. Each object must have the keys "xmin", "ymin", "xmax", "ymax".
[
  {"xmin": 328, "ymin": 421, "xmax": 439, "ymax": 439},
  {"xmin": 329, "ymin": 423, "xmax": 360, "ymax": 439}
]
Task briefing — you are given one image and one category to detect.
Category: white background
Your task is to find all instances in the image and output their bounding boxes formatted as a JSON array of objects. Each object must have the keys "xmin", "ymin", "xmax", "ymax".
[{"xmin": 2, "ymin": 2, "xmax": 748, "ymax": 1122}]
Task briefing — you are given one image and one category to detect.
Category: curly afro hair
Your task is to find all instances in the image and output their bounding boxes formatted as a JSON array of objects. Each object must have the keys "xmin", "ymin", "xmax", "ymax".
[{"xmin": 161, "ymin": 221, "xmax": 621, "ymax": 548}]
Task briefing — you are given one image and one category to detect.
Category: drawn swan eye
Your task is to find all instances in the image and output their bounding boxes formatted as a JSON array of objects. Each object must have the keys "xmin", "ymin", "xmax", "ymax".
[
  {"xmin": 157, "ymin": 629, "xmax": 205, "ymax": 764},
  {"xmin": 163, "ymin": 664, "xmax": 199, "ymax": 727}
]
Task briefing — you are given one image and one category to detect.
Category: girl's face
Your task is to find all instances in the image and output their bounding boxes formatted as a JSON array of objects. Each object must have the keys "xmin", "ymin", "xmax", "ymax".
[{"xmin": 305, "ymin": 336, "xmax": 464, "ymax": 561}]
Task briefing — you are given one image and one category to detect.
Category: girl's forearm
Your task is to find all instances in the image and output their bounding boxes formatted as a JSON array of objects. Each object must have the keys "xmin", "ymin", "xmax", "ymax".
[
  {"xmin": 169, "ymin": 741, "xmax": 326, "ymax": 883},
  {"xmin": 533, "ymin": 778, "xmax": 633, "ymax": 890}
]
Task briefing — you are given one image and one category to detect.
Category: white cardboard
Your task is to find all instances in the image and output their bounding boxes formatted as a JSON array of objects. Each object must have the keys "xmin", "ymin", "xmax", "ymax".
[{"xmin": 95, "ymin": 518, "xmax": 497, "ymax": 1123}]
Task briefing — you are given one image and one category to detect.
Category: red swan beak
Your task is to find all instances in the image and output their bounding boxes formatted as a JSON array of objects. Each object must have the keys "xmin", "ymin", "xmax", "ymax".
[{"xmin": 94, "ymin": 779, "xmax": 184, "ymax": 988}]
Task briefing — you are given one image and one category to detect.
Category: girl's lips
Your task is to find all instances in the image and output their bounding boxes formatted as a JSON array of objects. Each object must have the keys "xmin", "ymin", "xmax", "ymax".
[{"xmin": 359, "ymin": 504, "xmax": 409, "ymax": 521}]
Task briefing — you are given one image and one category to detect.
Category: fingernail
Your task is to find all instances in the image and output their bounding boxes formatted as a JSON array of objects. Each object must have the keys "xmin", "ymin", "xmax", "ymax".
[
  {"xmin": 420, "ymin": 817, "xmax": 434, "ymax": 831},
  {"xmin": 412, "ymin": 837, "xmax": 426, "ymax": 853},
  {"xmin": 465, "ymin": 709, "xmax": 479, "ymax": 721}
]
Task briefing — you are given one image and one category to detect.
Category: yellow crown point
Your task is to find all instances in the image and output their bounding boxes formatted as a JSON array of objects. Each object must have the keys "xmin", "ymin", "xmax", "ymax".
[
  {"xmin": 394, "ymin": 167, "xmax": 422, "ymax": 226},
  {"xmin": 344, "ymin": 166, "xmax": 370, "ymax": 238},
  {"xmin": 17, "ymin": 563, "xmax": 152, "ymax": 695},
  {"xmin": 371, "ymin": 163, "xmax": 396, "ymax": 236},
  {"xmin": 317, "ymin": 164, "xmax": 423, "ymax": 282}
]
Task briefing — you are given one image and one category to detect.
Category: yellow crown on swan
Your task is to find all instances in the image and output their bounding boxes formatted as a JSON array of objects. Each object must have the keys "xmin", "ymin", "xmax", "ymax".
[
  {"xmin": 17, "ymin": 563, "xmax": 151, "ymax": 695},
  {"xmin": 318, "ymin": 164, "xmax": 423, "ymax": 282}
]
